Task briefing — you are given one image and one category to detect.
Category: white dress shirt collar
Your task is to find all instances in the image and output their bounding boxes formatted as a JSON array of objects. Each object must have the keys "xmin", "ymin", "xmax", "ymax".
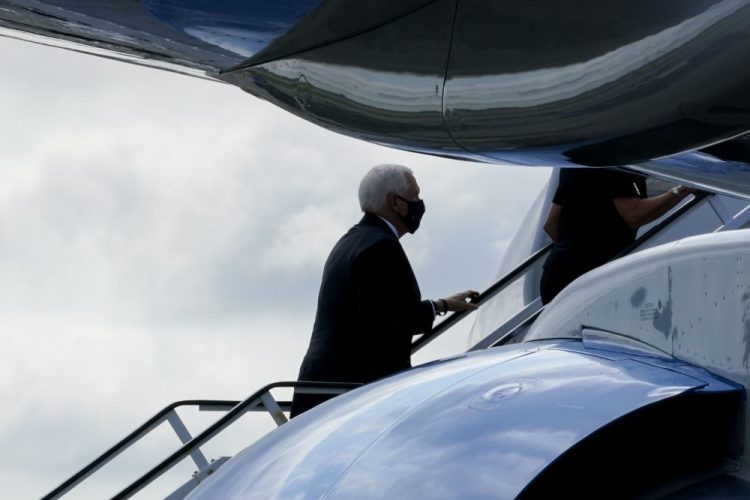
[{"xmin": 377, "ymin": 216, "xmax": 399, "ymax": 238}]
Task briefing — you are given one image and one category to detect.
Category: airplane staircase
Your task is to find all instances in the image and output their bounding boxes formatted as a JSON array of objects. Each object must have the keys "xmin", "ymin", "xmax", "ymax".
[
  {"xmin": 42, "ymin": 382, "xmax": 360, "ymax": 499},
  {"xmin": 44, "ymin": 187, "xmax": 750, "ymax": 499},
  {"xmin": 414, "ymin": 187, "xmax": 750, "ymax": 354}
]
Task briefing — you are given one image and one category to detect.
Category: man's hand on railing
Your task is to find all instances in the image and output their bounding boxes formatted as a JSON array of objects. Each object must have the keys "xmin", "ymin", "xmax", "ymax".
[{"xmin": 437, "ymin": 290, "xmax": 480, "ymax": 314}]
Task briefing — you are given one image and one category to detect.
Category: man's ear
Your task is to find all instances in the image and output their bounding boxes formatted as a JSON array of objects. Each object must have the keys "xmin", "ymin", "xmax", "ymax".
[{"xmin": 386, "ymin": 192, "xmax": 398, "ymax": 213}]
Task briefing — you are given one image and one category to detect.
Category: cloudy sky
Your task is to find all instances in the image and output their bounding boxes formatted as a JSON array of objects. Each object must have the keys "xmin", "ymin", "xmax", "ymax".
[{"xmin": 0, "ymin": 36, "xmax": 550, "ymax": 498}]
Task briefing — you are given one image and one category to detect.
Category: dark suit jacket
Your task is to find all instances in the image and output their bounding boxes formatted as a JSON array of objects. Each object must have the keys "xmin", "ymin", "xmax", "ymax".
[{"xmin": 291, "ymin": 213, "xmax": 434, "ymax": 416}]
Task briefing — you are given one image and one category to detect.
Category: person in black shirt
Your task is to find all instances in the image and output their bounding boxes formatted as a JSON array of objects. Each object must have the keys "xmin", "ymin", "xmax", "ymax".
[{"xmin": 540, "ymin": 168, "xmax": 693, "ymax": 304}]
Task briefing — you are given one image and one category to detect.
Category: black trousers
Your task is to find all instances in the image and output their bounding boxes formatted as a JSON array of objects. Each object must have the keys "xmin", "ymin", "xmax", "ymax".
[
  {"xmin": 539, "ymin": 256, "xmax": 594, "ymax": 305},
  {"xmin": 289, "ymin": 392, "xmax": 335, "ymax": 418}
]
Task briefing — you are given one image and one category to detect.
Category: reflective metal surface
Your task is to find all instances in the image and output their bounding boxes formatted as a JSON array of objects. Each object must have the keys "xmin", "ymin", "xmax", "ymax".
[
  {"xmin": 218, "ymin": 0, "xmax": 750, "ymax": 189},
  {"xmin": 187, "ymin": 341, "xmax": 736, "ymax": 499},
  {"xmin": 632, "ymin": 149, "xmax": 750, "ymax": 200},
  {"xmin": 526, "ymin": 230, "xmax": 750, "ymax": 383},
  {"xmin": 219, "ymin": 0, "xmax": 461, "ymax": 155},
  {"xmin": 444, "ymin": 0, "xmax": 750, "ymax": 166},
  {"xmin": 0, "ymin": 0, "xmax": 326, "ymax": 73},
  {"xmin": 240, "ymin": 0, "xmax": 439, "ymax": 67},
  {"xmin": 142, "ymin": 0, "xmax": 322, "ymax": 59},
  {"xmin": 526, "ymin": 230, "xmax": 750, "ymax": 413},
  {"xmin": 525, "ymin": 230, "xmax": 750, "ymax": 474}
]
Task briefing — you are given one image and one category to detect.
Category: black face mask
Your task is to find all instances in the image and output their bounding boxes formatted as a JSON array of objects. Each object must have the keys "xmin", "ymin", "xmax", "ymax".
[{"xmin": 397, "ymin": 195, "xmax": 426, "ymax": 233}]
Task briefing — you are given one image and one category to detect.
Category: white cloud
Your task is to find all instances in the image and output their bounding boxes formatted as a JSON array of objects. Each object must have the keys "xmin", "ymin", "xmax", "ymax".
[{"xmin": 260, "ymin": 203, "xmax": 353, "ymax": 273}]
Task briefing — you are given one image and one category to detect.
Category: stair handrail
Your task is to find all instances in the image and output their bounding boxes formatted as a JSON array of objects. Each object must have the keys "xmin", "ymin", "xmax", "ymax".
[
  {"xmin": 44, "ymin": 381, "xmax": 359, "ymax": 500},
  {"xmin": 614, "ymin": 190, "xmax": 709, "ymax": 259},
  {"xmin": 482, "ymin": 191, "xmax": 710, "ymax": 349},
  {"xmin": 415, "ymin": 190, "xmax": 709, "ymax": 353},
  {"xmin": 411, "ymin": 242, "xmax": 553, "ymax": 353},
  {"xmin": 42, "ymin": 400, "xmax": 239, "ymax": 500},
  {"xmin": 112, "ymin": 381, "xmax": 360, "ymax": 499}
]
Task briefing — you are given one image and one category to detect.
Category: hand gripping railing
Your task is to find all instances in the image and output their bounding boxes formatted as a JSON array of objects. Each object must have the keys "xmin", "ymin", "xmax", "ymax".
[
  {"xmin": 413, "ymin": 191, "xmax": 710, "ymax": 353},
  {"xmin": 43, "ymin": 381, "xmax": 360, "ymax": 499},
  {"xmin": 411, "ymin": 241, "xmax": 553, "ymax": 354},
  {"xmin": 613, "ymin": 190, "xmax": 708, "ymax": 258}
]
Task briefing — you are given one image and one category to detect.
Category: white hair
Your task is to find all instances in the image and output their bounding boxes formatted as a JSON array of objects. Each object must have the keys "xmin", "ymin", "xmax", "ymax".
[{"xmin": 358, "ymin": 164, "xmax": 413, "ymax": 212}]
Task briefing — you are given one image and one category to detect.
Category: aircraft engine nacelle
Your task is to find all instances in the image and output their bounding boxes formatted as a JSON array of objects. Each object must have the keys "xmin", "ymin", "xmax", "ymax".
[
  {"xmin": 186, "ymin": 340, "xmax": 744, "ymax": 499},
  {"xmin": 220, "ymin": 0, "xmax": 750, "ymax": 168},
  {"xmin": 4, "ymin": 1, "xmax": 750, "ymax": 174}
]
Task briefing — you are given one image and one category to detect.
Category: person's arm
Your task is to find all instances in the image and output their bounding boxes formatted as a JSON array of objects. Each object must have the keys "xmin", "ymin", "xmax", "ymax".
[
  {"xmin": 543, "ymin": 203, "xmax": 562, "ymax": 242},
  {"xmin": 357, "ymin": 240, "xmax": 435, "ymax": 337},
  {"xmin": 613, "ymin": 185, "xmax": 693, "ymax": 229}
]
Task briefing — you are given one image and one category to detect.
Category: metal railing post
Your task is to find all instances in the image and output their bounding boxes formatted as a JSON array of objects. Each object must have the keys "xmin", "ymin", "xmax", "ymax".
[
  {"xmin": 260, "ymin": 392, "xmax": 289, "ymax": 426},
  {"xmin": 166, "ymin": 410, "xmax": 210, "ymax": 471},
  {"xmin": 113, "ymin": 382, "xmax": 359, "ymax": 499},
  {"xmin": 42, "ymin": 400, "xmax": 238, "ymax": 500}
]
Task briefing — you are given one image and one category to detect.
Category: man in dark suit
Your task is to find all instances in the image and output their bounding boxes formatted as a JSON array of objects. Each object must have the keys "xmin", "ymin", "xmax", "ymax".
[{"xmin": 291, "ymin": 164, "xmax": 478, "ymax": 417}]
